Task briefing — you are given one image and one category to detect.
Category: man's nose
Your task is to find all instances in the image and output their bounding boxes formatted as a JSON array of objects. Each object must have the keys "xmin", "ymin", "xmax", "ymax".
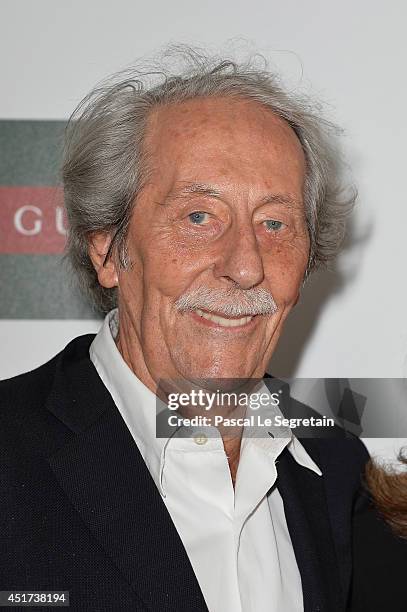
[{"xmin": 213, "ymin": 221, "xmax": 264, "ymax": 289}]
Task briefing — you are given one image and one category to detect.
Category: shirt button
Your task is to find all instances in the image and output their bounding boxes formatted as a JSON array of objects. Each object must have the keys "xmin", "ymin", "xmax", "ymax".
[{"xmin": 193, "ymin": 433, "xmax": 208, "ymax": 445}]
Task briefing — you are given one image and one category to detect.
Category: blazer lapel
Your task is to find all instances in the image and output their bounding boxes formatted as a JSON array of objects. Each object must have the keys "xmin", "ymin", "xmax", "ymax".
[
  {"xmin": 276, "ymin": 445, "xmax": 345, "ymax": 612},
  {"xmin": 45, "ymin": 336, "xmax": 208, "ymax": 612}
]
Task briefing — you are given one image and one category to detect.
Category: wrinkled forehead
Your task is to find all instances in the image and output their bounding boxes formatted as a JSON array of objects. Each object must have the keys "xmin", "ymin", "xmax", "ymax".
[{"xmin": 143, "ymin": 96, "xmax": 306, "ymax": 190}]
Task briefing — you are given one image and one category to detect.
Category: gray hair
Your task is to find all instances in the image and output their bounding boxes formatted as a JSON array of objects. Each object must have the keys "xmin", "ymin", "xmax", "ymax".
[{"xmin": 62, "ymin": 45, "xmax": 356, "ymax": 314}]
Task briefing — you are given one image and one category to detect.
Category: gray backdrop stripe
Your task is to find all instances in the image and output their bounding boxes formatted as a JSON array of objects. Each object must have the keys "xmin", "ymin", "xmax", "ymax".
[
  {"xmin": 0, "ymin": 255, "xmax": 100, "ymax": 319},
  {"xmin": 0, "ymin": 120, "xmax": 66, "ymax": 185}
]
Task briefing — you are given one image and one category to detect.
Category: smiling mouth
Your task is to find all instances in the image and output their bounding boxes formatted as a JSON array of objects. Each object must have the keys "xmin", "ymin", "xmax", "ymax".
[{"xmin": 194, "ymin": 307, "xmax": 254, "ymax": 328}]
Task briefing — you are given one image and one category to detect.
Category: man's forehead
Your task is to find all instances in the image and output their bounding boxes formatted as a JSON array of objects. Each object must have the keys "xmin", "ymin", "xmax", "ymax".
[
  {"xmin": 144, "ymin": 97, "xmax": 306, "ymax": 200},
  {"xmin": 146, "ymin": 95, "xmax": 301, "ymax": 147}
]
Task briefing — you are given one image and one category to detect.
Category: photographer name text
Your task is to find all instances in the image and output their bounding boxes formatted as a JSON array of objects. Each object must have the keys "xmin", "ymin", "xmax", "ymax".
[{"xmin": 167, "ymin": 414, "xmax": 335, "ymax": 429}]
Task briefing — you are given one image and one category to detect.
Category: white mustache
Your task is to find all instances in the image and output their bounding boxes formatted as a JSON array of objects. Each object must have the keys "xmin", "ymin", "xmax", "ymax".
[{"xmin": 175, "ymin": 285, "xmax": 278, "ymax": 317}]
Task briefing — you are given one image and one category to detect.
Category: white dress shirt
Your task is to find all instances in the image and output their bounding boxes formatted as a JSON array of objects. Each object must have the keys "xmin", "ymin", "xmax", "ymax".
[{"xmin": 89, "ymin": 309, "xmax": 322, "ymax": 612}]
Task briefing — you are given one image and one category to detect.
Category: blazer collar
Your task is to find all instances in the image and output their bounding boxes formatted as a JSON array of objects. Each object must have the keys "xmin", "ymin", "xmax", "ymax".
[
  {"xmin": 45, "ymin": 335, "xmax": 208, "ymax": 612},
  {"xmin": 276, "ymin": 442, "xmax": 345, "ymax": 612}
]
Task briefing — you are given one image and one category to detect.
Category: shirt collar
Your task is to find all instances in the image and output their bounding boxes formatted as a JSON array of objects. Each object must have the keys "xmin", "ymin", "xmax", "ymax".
[
  {"xmin": 240, "ymin": 382, "xmax": 322, "ymax": 476},
  {"xmin": 89, "ymin": 309, "xmax": 322, "ymax": 497},
  {"xmin": 89, "ymin": 309, "xmax": 168, "ymax": 495}
]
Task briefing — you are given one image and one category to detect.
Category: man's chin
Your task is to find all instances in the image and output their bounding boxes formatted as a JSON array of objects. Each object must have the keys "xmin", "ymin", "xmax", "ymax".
[
  {"xmin": 169, "ymin": 343, "xmax": 269, "ymax": 388},
  {"xmin": 183, "ymin": 365, "xmax": 263, "ymax": 392}
]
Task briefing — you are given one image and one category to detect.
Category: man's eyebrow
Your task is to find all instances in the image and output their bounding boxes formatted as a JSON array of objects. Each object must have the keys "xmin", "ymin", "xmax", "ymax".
[
  {"xmin": 158, "ymin": 184, "xmax": 302, "ymax": 207},
  {"xmin": 177, "ymin": 183, "xmax": 223, "ymax": 198},
  {"xmin": 159, "ymin": 183, "xmax": 223, "ymax": 205},
  {"xmin": 260, "ymin": 193, "xmax": 302, "ymax": 208},
  {"xmin": 179, "ymin": 186, "xmax": 301, "ymax": 206}
]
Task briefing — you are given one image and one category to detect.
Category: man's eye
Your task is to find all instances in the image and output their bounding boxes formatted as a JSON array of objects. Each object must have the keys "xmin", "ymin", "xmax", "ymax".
[
  {"xmin": 188, "ymin": 211, "xmax": 210, "ymax": 225},
  {"xmin": 264, "ymin": 219, "xmax": 284, "ymax": 231}
]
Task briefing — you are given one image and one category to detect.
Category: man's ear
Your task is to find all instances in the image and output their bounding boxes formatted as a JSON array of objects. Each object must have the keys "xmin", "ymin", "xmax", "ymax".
[{"xmin": 88, "ymin": 232, "xmax": 119, "ymax": 289}]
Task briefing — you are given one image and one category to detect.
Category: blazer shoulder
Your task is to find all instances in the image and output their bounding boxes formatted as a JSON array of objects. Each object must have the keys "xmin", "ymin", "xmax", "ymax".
[
  {"xmin": 0, "ymin": 334, "xmax": 96, "ymax": 409},
  {"xmin": 310, "ymin": 434, "xmax": 369, "ymax": 463},
  {"xmin": 0, "ymin": 334, "xmax": 96, "ymax": 456}
]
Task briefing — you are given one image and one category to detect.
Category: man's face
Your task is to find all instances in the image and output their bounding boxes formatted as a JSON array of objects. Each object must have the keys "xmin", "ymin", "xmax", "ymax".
[{"xmin": 116, "ymin": 97, "xmax": 309, "ymax": 384}]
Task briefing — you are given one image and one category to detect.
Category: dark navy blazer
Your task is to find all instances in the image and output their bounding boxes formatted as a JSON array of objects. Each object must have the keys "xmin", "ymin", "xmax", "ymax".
[{"xmin": 0, "ymin": 335, "xmax": 389, "ymax": 611}]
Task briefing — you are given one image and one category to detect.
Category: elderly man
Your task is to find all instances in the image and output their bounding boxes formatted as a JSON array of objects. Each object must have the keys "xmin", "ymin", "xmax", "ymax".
[{"xmin": 1, "ymin": 49, "xmax": 374, "ymax": 611}]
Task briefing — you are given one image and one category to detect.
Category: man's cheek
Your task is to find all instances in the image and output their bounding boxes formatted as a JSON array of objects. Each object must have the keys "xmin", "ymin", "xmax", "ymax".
[
  {"xmin": 144, "ymin": 255, "xmax": 208, "ymax": 297},
  {"xmin": 266, "ymin": 259, "xmax": 305, "ymax": 301}
]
